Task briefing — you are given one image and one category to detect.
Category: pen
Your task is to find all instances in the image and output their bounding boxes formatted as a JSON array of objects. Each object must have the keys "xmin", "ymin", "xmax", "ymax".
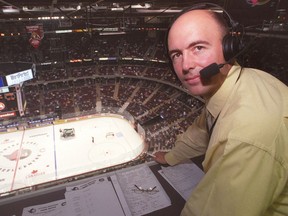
[
  {"xmin": 134, "ymin": 184, "xmax": 142, "ymax": 190},
  {"xmin": 146, "ymin": 152, "xmax": 156, "ymax": 158}
]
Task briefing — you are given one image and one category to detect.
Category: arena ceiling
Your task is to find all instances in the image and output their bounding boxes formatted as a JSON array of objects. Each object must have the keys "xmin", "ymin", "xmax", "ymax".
[{"xmin": 0, "ymin": 0, "xmax": 287, "ymax": 29}]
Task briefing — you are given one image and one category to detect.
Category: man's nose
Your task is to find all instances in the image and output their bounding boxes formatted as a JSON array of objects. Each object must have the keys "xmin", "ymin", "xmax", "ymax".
[{"xmin": 182, "ymin": 52, "xmax": 195, "ymax": 74}]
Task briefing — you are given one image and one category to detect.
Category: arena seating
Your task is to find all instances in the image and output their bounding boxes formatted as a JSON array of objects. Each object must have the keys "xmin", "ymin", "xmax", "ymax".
[{"xmin": 1, "ymin": 31, "xmax": 287, "ymax": 153}]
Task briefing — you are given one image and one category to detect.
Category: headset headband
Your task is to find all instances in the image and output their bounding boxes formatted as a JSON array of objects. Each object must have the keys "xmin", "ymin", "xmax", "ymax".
[{"xmin": 167, "ymin": 2, "xmax": 238, "ymax": 36}]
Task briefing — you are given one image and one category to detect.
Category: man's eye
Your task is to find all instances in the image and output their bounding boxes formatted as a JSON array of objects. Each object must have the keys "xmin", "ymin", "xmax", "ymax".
[
  {"xmin": 171, "ymin": 53, "xmax": 180, "ymax": 60},
  {"xmin": 195, "ymin": 46, "xmax": 204, "ymax": 51}
]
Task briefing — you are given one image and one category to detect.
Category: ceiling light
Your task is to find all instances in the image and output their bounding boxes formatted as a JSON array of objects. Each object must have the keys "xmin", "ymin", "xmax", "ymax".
[
  {"xmin": 111, "ymin": 7, "xmax": 124, "ymax": 11},
  {"xmin": 2, "ymin": 6, "xmax": 20, "ymax": 13},
  {"xmin": 131, "ymin": 3, "xmax": 151, "ymax": 9}
]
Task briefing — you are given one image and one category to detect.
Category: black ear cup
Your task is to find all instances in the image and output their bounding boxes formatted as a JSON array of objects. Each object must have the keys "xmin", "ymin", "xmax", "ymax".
[{"xmin": 222, "ymin": 34, "xmax": 242, "ymax": 62}]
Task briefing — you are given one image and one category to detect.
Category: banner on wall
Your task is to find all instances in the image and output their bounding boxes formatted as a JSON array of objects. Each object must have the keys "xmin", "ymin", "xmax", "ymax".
[{"xmin": 26, "ymin": 25, "xmax": 44, "ymax": 48}]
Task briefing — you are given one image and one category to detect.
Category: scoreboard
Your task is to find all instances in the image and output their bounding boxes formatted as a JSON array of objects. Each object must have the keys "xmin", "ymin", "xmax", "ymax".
[
  {"xmin": 0, "ymin": 87, "xmax": 20, "ymax": 118},
  {"xmin": 0, "ymin": 62, "xmax": 34, "ymax": 119}
]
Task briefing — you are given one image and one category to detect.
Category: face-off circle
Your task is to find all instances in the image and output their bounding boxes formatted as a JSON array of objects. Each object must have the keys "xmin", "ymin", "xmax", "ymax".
[{"xmin": 0, "ymin": 141, "xmax": 46, "ymax": 172}]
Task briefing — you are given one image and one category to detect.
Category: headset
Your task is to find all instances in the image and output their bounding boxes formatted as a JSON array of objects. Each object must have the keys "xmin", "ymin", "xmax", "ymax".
[{"xmin": 165, "ymin": 2, "xmax": 244, "ymax": 65}]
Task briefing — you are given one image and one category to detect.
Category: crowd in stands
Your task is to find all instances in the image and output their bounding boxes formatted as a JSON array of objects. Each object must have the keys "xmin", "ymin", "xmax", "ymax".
[
  {"xmin": 23, "ymin": 74, "xmax": 203, "ymax": 152},
  {"xmin": 0, "ymin": 31, "xmax": 287, "ymax": 154}
]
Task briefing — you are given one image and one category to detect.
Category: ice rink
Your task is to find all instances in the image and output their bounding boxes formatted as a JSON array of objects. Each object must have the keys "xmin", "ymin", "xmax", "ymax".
[{"xmin": 0, "ymin": 115, "xmax": 145, "ymax": 194}]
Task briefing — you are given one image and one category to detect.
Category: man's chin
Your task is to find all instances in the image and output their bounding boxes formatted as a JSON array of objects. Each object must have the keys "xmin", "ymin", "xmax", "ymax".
[{"xmin": 185, "ymin": 86, "xmax": 205, "ymax": 96}]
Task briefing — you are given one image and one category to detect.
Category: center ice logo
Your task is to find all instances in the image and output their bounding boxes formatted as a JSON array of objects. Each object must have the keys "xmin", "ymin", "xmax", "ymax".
[{"xmin": 4, "ymin": 149, "xmax": 32, "ymax": 161}]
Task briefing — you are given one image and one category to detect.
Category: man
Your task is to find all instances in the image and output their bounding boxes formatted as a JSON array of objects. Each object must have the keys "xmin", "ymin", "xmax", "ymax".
[{"xmin": 154, "ymin": 4, "xmax": 288, "ymax": 216}]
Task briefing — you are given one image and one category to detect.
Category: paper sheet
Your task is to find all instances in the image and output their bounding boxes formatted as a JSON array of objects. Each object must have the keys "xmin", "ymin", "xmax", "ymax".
[
  {"xmin": 114, "ymin": 164, "xmax": 171, "ymax": 216},
  {"xmin": 22, "ymin": 199, "xmax": 68, "ymax": 216},
  {"xmin": 65, "ymin": 176, "xmax": 131, "ymax": 216},
  {"xmin": 159, "ymin": 161, "xmax": 204, "ymax": 201}
]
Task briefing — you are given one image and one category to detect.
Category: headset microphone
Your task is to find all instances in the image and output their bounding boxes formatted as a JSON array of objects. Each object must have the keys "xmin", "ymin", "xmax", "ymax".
[{"xmin": 199, "ymin": 63, "xmax": 225, "ymax": 79}]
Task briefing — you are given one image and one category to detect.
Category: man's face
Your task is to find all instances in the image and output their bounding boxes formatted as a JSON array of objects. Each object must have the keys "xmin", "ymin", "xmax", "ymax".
[{"xmin": 168, "ymin": 10, "xmax": 229, "ymax": 99}]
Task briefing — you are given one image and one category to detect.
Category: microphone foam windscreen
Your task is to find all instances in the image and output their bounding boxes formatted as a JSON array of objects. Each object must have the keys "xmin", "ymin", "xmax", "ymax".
[{"xmin": 199, "ymin": 63, "xmax": 220, "ymax": 79}]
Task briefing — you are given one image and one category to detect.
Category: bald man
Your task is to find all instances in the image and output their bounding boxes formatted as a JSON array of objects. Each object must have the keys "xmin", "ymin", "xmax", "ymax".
[{"xmin": 154, "ymin": 6, "xmax": 288, "ymax": 216}]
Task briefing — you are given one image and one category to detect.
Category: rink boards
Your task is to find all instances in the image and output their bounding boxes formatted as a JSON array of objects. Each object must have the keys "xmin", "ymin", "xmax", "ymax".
[{"xmin": 0, "ymin": 116, "xmax": 145, "ymax": 195}]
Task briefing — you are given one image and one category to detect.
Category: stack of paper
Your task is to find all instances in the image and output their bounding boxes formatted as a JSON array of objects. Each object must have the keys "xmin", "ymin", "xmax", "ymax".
[
  {"xmin": 159, "ymin": 161, "xmax": 204, "ymax": 201},
  {"xmin": 22, "ymin": 163, "xmax": 171, "ymax": 216}
]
